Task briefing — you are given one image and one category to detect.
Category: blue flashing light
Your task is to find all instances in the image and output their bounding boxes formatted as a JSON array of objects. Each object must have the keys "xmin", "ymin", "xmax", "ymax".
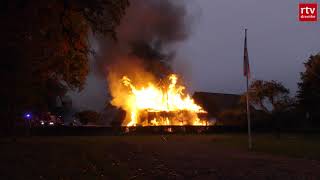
[{"xmin": 24, "ymin": 113, "xmax": 32, "ymax": 119}]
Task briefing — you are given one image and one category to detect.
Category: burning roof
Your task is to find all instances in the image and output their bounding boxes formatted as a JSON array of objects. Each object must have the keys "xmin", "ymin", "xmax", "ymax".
[{"xmin": 110, "ymin": 74, "xmax": 207, "ymax": 126}]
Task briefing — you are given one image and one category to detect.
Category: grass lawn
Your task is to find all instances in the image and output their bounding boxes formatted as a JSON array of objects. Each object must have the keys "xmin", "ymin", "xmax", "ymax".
[
  {"xmin": 209, "ymin": 133, "xmax": 320, "ymax": 160},
  {"xmin": 0, "ymin": 134, "xmax": 319, "ymax": 179}
]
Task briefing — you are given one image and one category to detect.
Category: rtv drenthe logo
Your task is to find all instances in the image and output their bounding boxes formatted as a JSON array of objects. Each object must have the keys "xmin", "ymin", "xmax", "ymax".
[{"xmin": 299, "ymin": 3, "xmax": 317, "ymax": 22}]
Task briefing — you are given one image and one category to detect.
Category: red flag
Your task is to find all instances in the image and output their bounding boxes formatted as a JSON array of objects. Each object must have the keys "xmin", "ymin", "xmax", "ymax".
[{"xmin": 244, "ymin": 29, "xmax": 250, "ymax": 79}]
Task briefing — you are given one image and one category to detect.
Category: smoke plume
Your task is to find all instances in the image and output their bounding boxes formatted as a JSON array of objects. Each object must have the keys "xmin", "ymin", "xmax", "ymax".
[
  {"xmin": 95, "ymin": 0, "xmax": 190, "ymax": 81},
  {"xmin": 69, "ymin": 0, "xmax": 191, "ymax": 121}
]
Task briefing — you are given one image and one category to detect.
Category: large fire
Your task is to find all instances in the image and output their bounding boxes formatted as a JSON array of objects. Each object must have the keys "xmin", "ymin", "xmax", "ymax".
[{"xmin": 113, "ymin": 74, "xmax": 207, "ymax": 126}]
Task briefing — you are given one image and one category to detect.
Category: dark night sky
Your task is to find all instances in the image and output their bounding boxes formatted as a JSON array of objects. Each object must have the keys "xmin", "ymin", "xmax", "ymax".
[
  {"xmin": 71, "ymin": 0, "xmax": 320, "ymax": 111},
  {"xmin": 177, "ymin": 0, "xmax": 320, "ymax": 93}
]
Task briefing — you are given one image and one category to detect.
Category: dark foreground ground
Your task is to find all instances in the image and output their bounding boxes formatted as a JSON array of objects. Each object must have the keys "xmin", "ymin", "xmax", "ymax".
[{"xmin": 0, "ymin": 134, "xmax": 320, "ymax": 180}]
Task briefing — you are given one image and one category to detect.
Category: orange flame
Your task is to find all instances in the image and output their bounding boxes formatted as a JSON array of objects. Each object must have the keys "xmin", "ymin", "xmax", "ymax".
[{"xmin": 116, "ymin": 74, "xmax": 207, "ymax": 126}]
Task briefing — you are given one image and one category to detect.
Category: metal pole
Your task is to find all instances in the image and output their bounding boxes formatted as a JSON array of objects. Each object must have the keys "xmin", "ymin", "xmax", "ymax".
[
  {"xmin": 245, "ymin": 29, "xmax": 252, "ymax": 150},
  {"xmin": 246, "ymin": 70, "xmax": 252, "ymax": 150}
]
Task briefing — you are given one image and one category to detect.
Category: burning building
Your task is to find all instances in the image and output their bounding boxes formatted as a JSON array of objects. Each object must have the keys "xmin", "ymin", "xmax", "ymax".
[
  {"xmin": 110, "ymin": 73, "xmax": 207, "ymax": 126},
  {"xmin": 94, "ymin": 0, "xmax": 207, "ymax": 127}
]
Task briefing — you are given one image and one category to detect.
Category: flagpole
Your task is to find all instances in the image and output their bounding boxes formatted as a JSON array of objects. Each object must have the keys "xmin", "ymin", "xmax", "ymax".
[
  {"xmin": 245, "ymin": 29, "xmax": 252, "ymax": 150},
  {"xmin": 246, "ymin": 66, "xmax": 252, "ymax": 150}
]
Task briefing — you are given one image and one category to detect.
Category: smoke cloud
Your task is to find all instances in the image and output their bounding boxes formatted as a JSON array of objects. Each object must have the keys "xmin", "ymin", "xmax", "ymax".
[
  {"xmin": 95, "ymin": 0, "xmax": 190, "ymax": 80},
  {"xmin": 70, "ymin": 0, "xmax": 192, "ymax": 116}
]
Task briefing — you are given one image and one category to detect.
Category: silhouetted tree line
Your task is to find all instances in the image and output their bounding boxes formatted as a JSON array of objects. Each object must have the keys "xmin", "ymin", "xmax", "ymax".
[
  {"xmin": 297, "ymin": 53, "xmax": 320, "ymax": 127},
  {"xmin": 0, "ymin": 0, "xmax": 129, "ymax": 136},
  {"xmin": 219, "ymin": 53, "xmax": 320, "ymax": 130}
]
